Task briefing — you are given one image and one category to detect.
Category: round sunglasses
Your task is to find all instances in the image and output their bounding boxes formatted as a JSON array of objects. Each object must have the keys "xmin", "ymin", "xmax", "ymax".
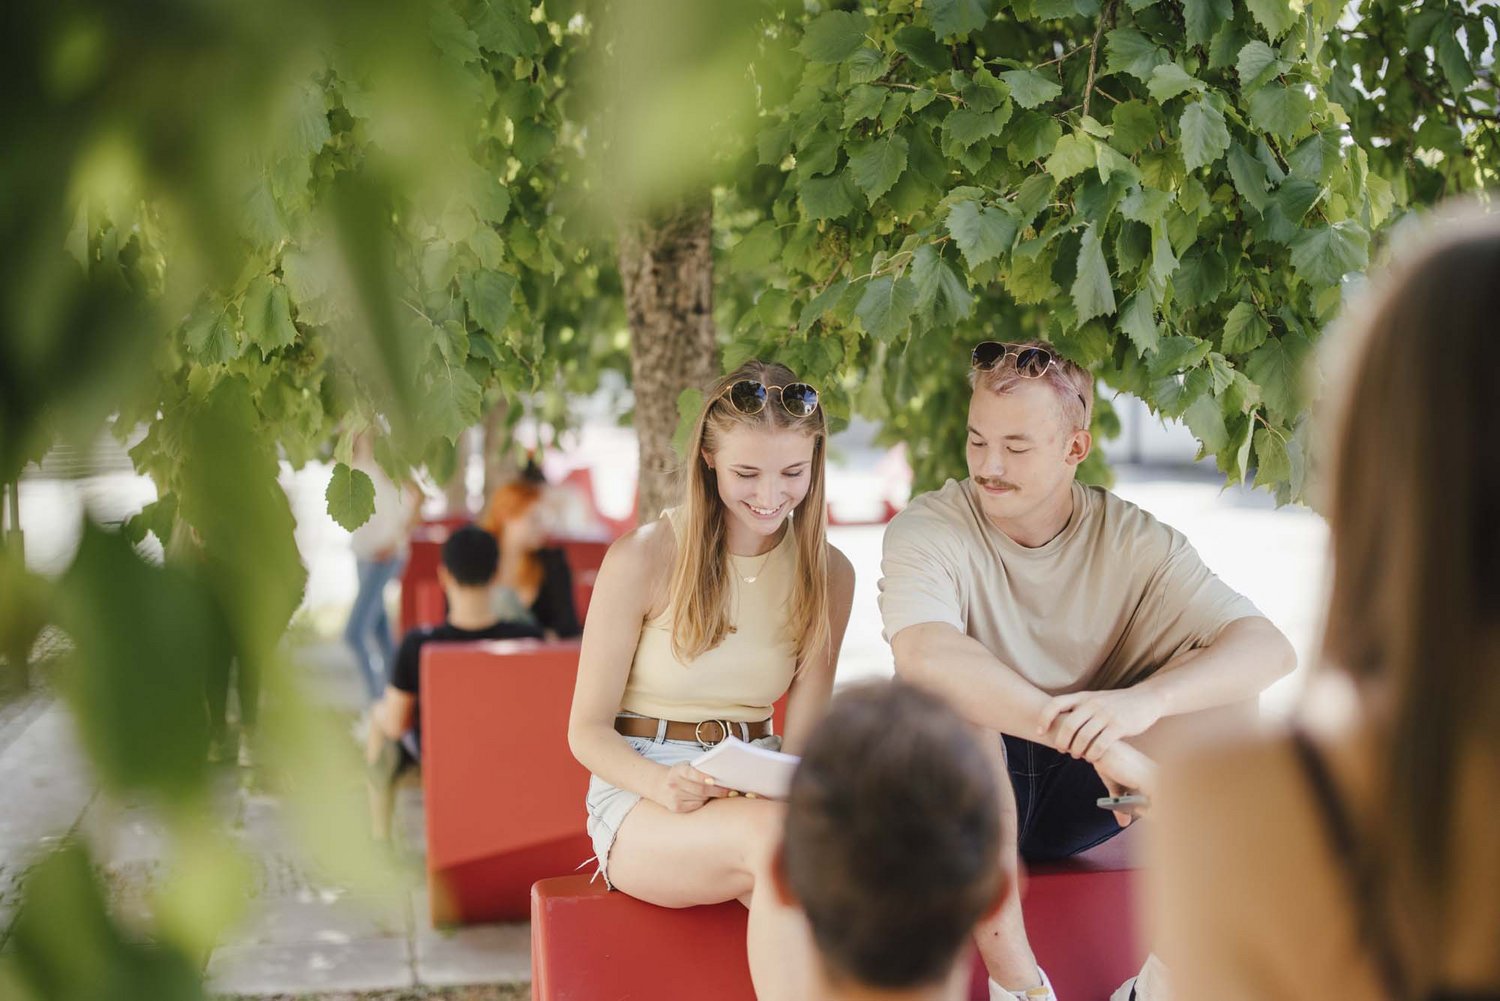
[
  {"xmin": 719, "ymin": 380, "xmax": 820, "ymax": 419},
  {"xmin": 971, "ymin": 341, "xmax": 1061, "ymax": 378}
]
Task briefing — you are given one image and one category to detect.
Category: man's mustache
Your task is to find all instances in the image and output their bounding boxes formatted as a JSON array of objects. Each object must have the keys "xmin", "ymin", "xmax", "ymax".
[{"xmin": 974, "ymin": 476, "xmax": 1019, "ymax": 491}]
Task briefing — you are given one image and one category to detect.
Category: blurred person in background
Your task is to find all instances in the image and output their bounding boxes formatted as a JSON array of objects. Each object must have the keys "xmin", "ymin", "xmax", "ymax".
[
  {"xmin": 774, "ymin": 681, "xmax": 1007, "ymax": 1001},
  {"xmin": 479, "ymin": 475, "xmax": 582, "ymax": 639},
  {"xmin": 365, "ymin": 524, "xmax": 542, "ymax": 839},
  {"xmin": 344, "ymin": 433, "xmax": 418, "ymax": 703},
  {"xmin": 1149, "ymin": 207, "xmax": 1500, "ymax": 999}
]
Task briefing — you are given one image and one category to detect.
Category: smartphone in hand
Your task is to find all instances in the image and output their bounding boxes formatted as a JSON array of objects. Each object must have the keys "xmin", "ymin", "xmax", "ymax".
[{"xmin": 1096, "ymin": 793, "xmax": 1150, "ymax": 818}]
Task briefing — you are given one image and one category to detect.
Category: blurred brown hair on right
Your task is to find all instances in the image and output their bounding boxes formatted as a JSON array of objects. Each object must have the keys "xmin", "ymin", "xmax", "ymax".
[{"xmin": 1318, "ymin": 203, "xmax": 1500, "ymax": 965}]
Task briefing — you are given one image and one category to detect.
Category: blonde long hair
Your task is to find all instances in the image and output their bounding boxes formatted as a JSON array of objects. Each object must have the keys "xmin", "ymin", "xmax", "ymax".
[
  {"xmin": 666, "ymin": 361, "xmax": 830, "ymax": 669},
  {"xmin": 1319, "ymin": 204, "xmax": 1500, "ymax": 976}
]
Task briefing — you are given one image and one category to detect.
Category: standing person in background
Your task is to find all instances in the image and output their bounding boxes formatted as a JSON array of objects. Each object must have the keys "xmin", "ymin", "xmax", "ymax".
[
  {"xmin": 1149, "ymin": 207, "xmax": 1500, "ymax": 1000},
  {"xmin": 774, "ymin": 681, "xmax": 1007, "ymax": 1001},
  {"xmin": 344, "ymin": 434, "xmax": 418, "ymax": 703},
  {"xmin": 479, "ymin": 478, "xmax": 582, "ymax": 639}
]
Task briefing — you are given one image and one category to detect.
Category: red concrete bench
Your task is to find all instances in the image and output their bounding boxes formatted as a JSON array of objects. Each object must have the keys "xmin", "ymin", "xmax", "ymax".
[
  {"xmin": 422, "ymin": 639, "xmax": 592, "ymax": 925},
  {"xmin": 533, "ymin": 826, "xmax": 1143, "ymax": 1001}
]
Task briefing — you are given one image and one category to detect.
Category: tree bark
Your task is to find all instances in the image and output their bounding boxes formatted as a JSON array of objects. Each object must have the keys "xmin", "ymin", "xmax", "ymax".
[{"xmin": 618, "ymin": 198, "xmax": 717, "ymax": 524}]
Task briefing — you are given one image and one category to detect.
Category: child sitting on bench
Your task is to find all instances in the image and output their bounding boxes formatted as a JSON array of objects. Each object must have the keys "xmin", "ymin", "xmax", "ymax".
[{"xmin": 774, "ymin": 682, "xmax": 1008, "ymax": 1001}]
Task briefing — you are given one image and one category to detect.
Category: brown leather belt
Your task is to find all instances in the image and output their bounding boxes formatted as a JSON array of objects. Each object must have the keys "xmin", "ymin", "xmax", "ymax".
[{"xmin": 614, "ymin": 715, "xmax": 774, "ymax": 747}]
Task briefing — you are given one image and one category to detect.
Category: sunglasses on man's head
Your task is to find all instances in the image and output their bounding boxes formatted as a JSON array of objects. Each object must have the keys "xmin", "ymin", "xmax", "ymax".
[
  {"xmin": 720, "ymin": 380, "xmax": 820, "ymax": 419},
  {"xmin": 970, "ymin": 341, "xmax": 1061, "ymax": 379}
]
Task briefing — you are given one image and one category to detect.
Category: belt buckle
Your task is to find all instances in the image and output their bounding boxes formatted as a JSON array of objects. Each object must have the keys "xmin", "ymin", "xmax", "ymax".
[{"xmin": 694, "ymin": 719, "xmax": 732, "ymax": 749}]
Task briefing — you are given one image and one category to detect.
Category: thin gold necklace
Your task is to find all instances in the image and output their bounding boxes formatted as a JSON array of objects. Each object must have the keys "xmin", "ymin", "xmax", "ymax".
[{"xmin": 736, "ymin": 547, "xmax": 774, "ymax": 584}]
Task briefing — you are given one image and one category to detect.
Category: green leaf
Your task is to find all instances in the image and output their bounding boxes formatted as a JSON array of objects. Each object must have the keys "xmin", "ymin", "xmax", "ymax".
[
  {"xmin": 1245, "ymin": 336, "xmax": 1304, "ymax": 418},
  {"xmin": 1222, "ymin": 301, "xmax": 1270, "ymax": 353},
  {"xmin": 1253, "ymin": 427, "xmax": 1292, "ymax": 486},
  {"xmin": 1148, "ymin": 63, "xmax": 1205, "ymax": 103},
  {"xmin": 1175, "ymin": 246, "xmax": 1229, "ymax": 307},
  {"xmin": 1121, "ymin": 185, "xmax": 1172, "ymax": 223},
  {"xmin": 942, "ymin": 105, "xmax": 1013, "ymax": 150},
  {"xmin": 894, "ymin": 26, "xmax": 951, "ymax": 73},
  {"xmin": 1226, "ymin": 143, "xmax": 1271, "ymax": 212},
  {"xmin": 326, "ymin": 463, "xmax": 376, "ymax": 531},
  {"xmin": 800, "ymin": 173, "xmax": 858, "ymax": 220},
  {"xmin": 1184, "ymin": 392, "xmax": 1229, "ymax": 453},
  {"xmin": 1245, "ymin": 0, "xmax": 1297, "ymax": 40},
  {"xmin": 927, "ymin": 0, "xmax": 993, "ymax": 39},
  {"xmin": 800, "ymin": 11, "xmax": 870, "ymax": 62},
  {"xmin": 849, "ymin": 134, "xmax": 910, "ymax": 201},
  {"xmin": 912, "ymin": 245, "xmax": 975, "ymax": 325},
  {"xmin": 1247, "ymin": 83, "xmax": 1313, "ymax": 139},
  {"xmin": 462, "ymin": 270, "xmax": 517, "ymax": 335},
  {"xmin": 425, "ymin": 362, "xmax": 484, "ymax": 443},
  {"xmin": 1150, "ymin": 336, "xmax": 1213, "ymax": 376},
  {"xmin": 1237, "ymin": 40, "xmax": 1287, "ymax": 91},
  {"xmin": 1180, "ymin": 100, "xmax": 1230, "ymax": 170},
  {"xmin": 730, "ymin": 222, "xmax": 782, "ymax": 271},
  {"xmin": 1001, "ymin": 69, "xmax": 1064, "ymax": 109},
  {"xmin": 1184, "ymin": 0, "xmax": 1233, "ymax": 47},
  {"xmin": 1071, "ymin": 224, "xmax": 1117, "ymax": 322},
  {"xmin": 1105, "ymin": 28, "xmax": 1169, "ymax": 83},
  {"xmin": 1015, "ymin": 173, "xmax": 1056, "ymax": 224},
  {"xmin": 842, "ymin": 85, "xmax": 888, "ymax": 128},
  {"xmin": 242, "ymin": 277, "xmax": 298, "ymax": 355},
  {"xmin": 1110, "ymin": 101, "xmax": 1159, "ymax": 154},
  {"xmin": 1289, "ymin": 221, "xmax": 1369, "ymax": 285},
  {"xmin": 184, "ymin": 301, "xmax": 239, "ymax": 365},
  {"xmin": 1044, "ymin": 133, "xmax": 1096, "ymax": 181},
  {"xmin": 1005, "ymin": 244, "xmax": 1060, "ymax": 304},
  {"xmin": 798, "ymin": 279, "xmax": 851, "ymax": 335},
  {"xmin": 1151, "ymin": 219, "xmax": 1179, "ymax": 283},
  {"xmin": 1120, "ymin": 291, "xmax": 1160, "ymax": 355},
  {"xmin": 1007, "ymin": 113, "xmax": 1063, "ymax": 162},
  {"xmin": 846, "ymin": 47, "xmax": 891, "ymax": 84},
  {"xmin": 946, "ymin": 200, "xmax": 1020, "ymax": 268},
  {"xmin": 1096, "ymin": 144, "xmax": 1140, "ymax": 185},
  {"xmin": 856, "ymin": 276, "xmax": 919, "ymax": 340},
  {"xmin": 1436, "ymin": 29, "xmax": 1476, "ymax": 93}
]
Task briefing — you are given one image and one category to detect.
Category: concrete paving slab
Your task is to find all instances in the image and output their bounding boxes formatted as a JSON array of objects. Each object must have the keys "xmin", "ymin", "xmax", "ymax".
[
  {"xmin": 414, "ymin": 921, "xmax": 531, "ymax": 988},
  {"xmin": 205, "ymin": 936, "xmax": 414, "ymax": 995},
  {"xmin": 0, "ymin": 705, "xmax": 95, "ymax": 866},
  {"xmin": 228, "ymin": 885, "xmax": 409, "ymax": 948}
]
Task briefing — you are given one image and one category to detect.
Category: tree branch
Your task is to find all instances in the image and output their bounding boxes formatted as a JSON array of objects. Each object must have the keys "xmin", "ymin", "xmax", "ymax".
[
  {"xmin": 1083, "ymin": 0, "xmax": 1119, "ymax": 122},
  {"xmin": 875, "ymin": 81, "xmax": 963, "ymax": 104}
]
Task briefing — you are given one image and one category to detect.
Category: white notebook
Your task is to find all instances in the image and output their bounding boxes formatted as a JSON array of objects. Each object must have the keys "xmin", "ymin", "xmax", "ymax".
[{"xmin": 691, "ymin": 737, "xmax": 801, "ymax": 800}]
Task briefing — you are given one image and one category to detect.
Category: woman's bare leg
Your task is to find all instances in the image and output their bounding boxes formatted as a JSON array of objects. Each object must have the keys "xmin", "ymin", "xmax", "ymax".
[{"xmin": 607, "ymin": 796, "xmax": 814, "ymax": 999}]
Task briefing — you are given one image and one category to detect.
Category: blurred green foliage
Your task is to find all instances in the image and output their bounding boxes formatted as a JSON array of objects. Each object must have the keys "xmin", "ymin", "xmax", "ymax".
[{"xmin": 3, "ymin": 1, "xmax": 1499, "ymax": 997}]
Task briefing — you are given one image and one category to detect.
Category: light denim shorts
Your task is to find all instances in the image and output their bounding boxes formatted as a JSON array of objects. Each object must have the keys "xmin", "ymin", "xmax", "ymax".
[{"xmin": 585, "ymin": 730, "xmax": 782, "ymax": 888}]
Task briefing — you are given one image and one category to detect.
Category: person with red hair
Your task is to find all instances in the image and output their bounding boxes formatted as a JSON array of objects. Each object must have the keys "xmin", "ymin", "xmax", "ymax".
[{"xmin": 479, "ymin": 479, "xmax": 581, "ymax": 639}]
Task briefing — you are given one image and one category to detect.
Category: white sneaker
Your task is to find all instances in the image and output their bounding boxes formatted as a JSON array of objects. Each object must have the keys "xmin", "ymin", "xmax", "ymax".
[
  {"xmin": 1111, "ymin": 954, "xmax": 1171, "ymax": 1001},
  {"xmin": 990, "ymin": 966, "xmax": 1057, "ymax": 1000}
]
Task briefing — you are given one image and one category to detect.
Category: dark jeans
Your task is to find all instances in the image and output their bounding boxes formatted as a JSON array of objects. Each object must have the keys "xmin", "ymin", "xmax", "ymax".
[{"xmin": 1003, "ymin": 734, "xmax": 1124, "ymax": 863}]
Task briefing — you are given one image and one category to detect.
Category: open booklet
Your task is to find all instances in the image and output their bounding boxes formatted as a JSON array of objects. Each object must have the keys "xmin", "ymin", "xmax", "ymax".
[{"xmin": 691, "ymin": 737, "xmax": 802, "ymax": 800}]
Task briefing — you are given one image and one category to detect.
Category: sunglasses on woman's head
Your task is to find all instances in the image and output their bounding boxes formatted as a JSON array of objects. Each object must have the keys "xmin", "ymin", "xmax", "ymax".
[
  {"xmin": 971, "ymin": 341, "xmax": 1060, "ymax": 378},
  {"xmin": 720, "ymin": 380, "xmax": 820, "ymax": 419}
]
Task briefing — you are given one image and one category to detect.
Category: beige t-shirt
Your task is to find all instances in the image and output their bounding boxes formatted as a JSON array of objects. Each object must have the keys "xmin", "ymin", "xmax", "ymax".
[
  {"xmin": 879, "ymin": 479, "xmax": 1260, "ymax": 694},
  {"xmin": 620, "ymin": 508, "xmax": 798, "ymax": 723}
]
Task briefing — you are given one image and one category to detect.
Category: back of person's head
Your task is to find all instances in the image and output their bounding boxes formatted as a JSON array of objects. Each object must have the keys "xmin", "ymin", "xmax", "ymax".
[
  {"xmin": 968, "ymin": 339, "xmax": 1093, "ymax": 433},
  {"xmin": 1319, "ymin": 202, "xmax": 1500, "ymax": 953},
  {"xmin": 778, "ymin": 682, "xmax": 1005, "ymax": 990},
  {"xmin": 440, "ymin": 524, "xmax": 500, "ymax": 587}
]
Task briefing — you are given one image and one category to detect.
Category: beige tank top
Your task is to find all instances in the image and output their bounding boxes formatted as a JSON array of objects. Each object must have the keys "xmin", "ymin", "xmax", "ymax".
[{"xmin": 620, "ymin": 508, "xmax": 798, "ymax": 723}]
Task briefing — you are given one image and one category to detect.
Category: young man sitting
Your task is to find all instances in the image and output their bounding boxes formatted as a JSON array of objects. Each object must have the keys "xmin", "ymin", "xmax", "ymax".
[
  {"xmin": 365, "ymin": 523, "xmax": 542, "ymax": 838},
  {"xmin": 774, "ymin": 681, "xmax": 1007, "ymax": 1001}
]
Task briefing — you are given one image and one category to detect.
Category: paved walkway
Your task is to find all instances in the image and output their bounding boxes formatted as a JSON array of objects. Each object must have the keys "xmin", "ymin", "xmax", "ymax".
[{"xmin": 0, "ymin": 467, "xmax": 1327, "ymax": 997}]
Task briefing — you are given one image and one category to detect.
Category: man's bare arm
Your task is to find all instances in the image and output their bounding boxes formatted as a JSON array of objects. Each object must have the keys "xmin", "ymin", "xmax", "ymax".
[
  {"xmin": 891, "ymin": 621, "xmax": 1052, "ymax": 736},
  {"xmin": 1135, "ymin": 615, "xmax": 1295, "ymax": 717}
]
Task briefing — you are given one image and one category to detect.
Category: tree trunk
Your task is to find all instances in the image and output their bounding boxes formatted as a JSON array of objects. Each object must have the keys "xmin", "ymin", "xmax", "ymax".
[{"xmin": 618, "ymin": 198, "xmax": 717, "ymax": 524}]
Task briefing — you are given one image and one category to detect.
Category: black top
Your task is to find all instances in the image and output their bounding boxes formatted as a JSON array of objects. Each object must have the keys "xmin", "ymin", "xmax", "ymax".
[
  {"xmin": 389, "ymin": 618, "xmax": 543, "ymax": 753},
  {"xmin": 1289, "ymin": 727, "xmax": 1497, "ymax": 1001},
  {"xmin": 531, "ymin": 547, "xmax": 581, "ymax": 639}
]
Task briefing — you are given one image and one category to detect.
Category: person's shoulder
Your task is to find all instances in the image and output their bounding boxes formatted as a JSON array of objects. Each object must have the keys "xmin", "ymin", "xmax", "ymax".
[
  {"xmin": 886, "ymin": 479, "xmax": 973, "ymax": 544},
  {"xmin": 825, "ymin": 542, "xmax": 856, "ymax": 594},
  {"xmin": 597, "ymin": 518, "xmax": 676, "ymax": 591},
  {"xmin": 1083, "ymin": 483, "xmax": 1181, "ymax": 551}
]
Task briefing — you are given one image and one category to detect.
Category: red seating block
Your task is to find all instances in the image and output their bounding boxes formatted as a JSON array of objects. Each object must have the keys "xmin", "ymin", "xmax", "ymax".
[
  {"xmin": 422, "ymin": 640, "xmax": 592, "ymax": 924},
  {"xmin": 532, "ymin": 875, "xmax": 756, "ymax": 1001},
  {"xmin": 533, "ymin": 827, "xmax": 1143, "ymax": 1001}
]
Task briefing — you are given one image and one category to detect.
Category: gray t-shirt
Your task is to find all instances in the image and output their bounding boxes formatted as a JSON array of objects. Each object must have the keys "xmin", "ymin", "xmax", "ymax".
[{"xmin": 879, "ymin": 478, "xmax": 1261, "ymax": 694}]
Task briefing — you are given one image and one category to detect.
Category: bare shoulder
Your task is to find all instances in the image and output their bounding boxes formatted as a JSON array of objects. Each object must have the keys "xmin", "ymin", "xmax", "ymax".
[{"xmin": 598, "ymin": 520, "xmax": 676, "ymax": 591}]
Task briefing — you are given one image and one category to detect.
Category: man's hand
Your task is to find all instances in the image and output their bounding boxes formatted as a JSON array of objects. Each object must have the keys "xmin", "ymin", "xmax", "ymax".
[
  {"xmin": 1093, "ymin": 740, "xmax": 1158, "ymax": 826},
  {"xmin": 1038, "ymin": 686, "xmax": 1165, "ymax": 761}
]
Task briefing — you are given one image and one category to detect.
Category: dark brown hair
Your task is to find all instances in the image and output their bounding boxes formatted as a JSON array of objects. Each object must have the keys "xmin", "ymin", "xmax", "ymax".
[
  {"xmin": 781, "ymin": 682, "xmax": 1004, "ymax": 989},
  {"xmin": 1319, "ymin": 204, "xmax": 1500, "ymax": 972}
]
